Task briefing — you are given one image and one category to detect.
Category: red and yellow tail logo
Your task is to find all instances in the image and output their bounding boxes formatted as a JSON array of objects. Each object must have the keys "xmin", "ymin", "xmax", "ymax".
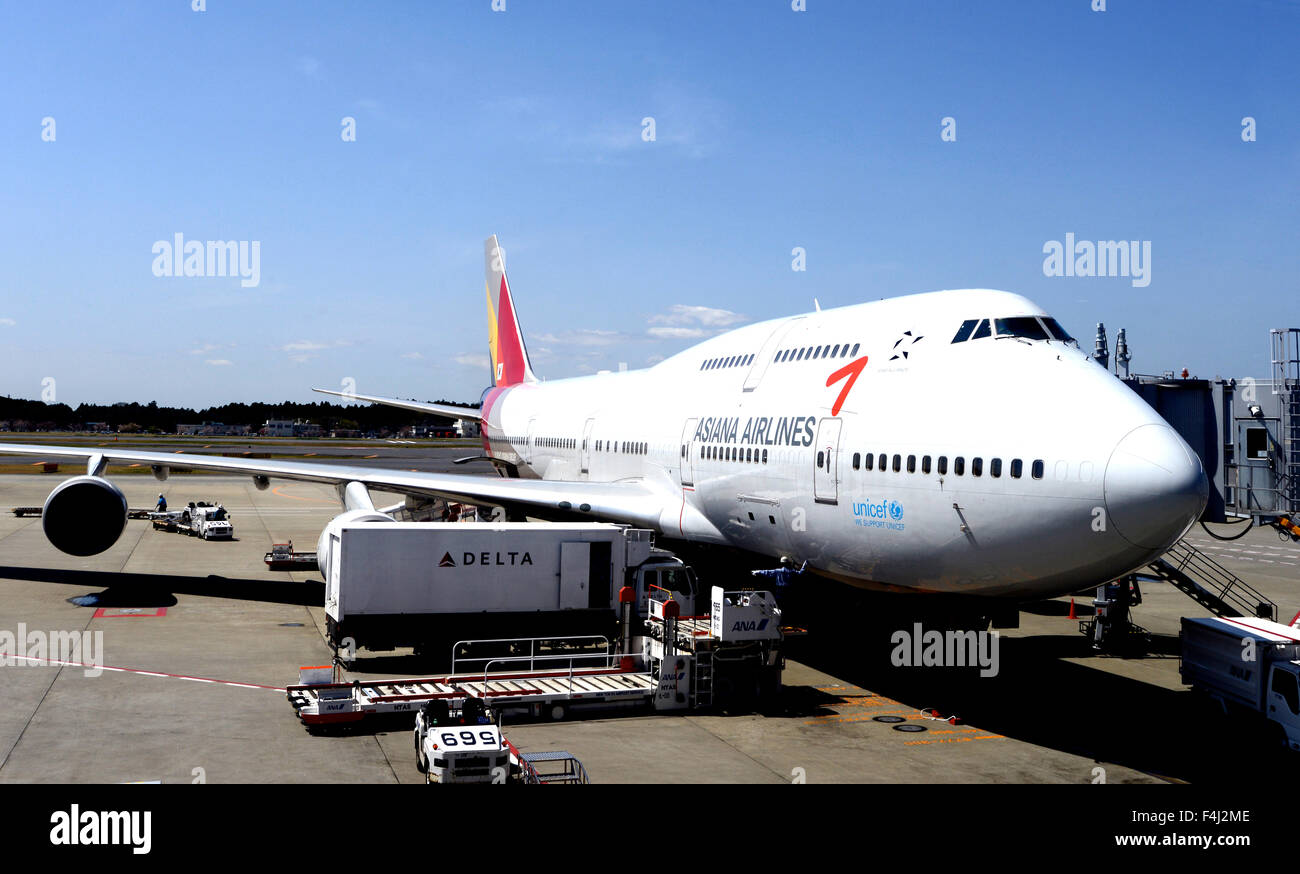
[{"xmin": 484, "ymin": 235, "xmax": 537, "ymax": 388}]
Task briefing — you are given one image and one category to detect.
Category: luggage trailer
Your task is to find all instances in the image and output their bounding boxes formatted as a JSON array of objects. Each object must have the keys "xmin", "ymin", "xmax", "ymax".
[{"xmin": 286, "ymin": 586, "xmax": 789, "ymax": 729}]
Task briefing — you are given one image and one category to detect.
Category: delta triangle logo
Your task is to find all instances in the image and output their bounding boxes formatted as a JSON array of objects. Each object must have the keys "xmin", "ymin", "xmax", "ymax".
[{"xmin": 438, "ymin": 552, "xmax": 456, "ymax": 568}]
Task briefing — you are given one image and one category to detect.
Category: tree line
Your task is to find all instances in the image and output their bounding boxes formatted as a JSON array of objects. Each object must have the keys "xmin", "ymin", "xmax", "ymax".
[{"xmin": 0, "ymin": 396, "xmax": 478, "ymax": 434}]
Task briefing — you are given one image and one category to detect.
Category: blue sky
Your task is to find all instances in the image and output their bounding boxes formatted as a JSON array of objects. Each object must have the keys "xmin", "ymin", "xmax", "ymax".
[{"xmin": 1, "ymin": 0, "xmax": 1296, "ymax": 408}]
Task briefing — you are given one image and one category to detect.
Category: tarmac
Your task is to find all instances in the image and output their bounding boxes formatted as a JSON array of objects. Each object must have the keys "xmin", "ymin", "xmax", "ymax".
[{"xmin": 0, "ymin": 451, "xmax": 1297, "ymax": 784}]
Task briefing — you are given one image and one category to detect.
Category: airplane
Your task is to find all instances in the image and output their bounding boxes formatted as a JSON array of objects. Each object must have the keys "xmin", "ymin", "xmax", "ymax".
[{"xmin": 0, "ymin": 235, "xmax": 1208, "ymax": 609}]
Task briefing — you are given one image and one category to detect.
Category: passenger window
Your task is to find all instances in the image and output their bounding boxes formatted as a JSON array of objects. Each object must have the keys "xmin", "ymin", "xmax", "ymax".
[
  {"xmin": 852, "ymin": 452, "xmax": 860, "ymax": 470},
  {"xmin": 817, "ymin": 451, "xmax": 825, "ymax": 467},
  {"xmin": 922, "ymin": 455, "xmax": 931, "ymax": 474},
  {"xmin": 971, "ymin": 320, "xmax": 991, "ymax": 340},
  {"xmin": 990, "ymin": 458, "xmax": 1001, "ymax": 478},
  {"xmin": 1010, "ymin": 459, "xmax": 1023, "ymax": 478},
  {"xmin": 878, "ymin": 453, "xmax": 887, "ymax": 471},
  {"xmin": 952, "ymin": 319, "xmax": 978, "ymax": 343},
  {"xmin": 1032, "ymin": 459, "xmax": 1044, "ymax": 479},
  {"xmin": 937, "ymin": 456, "xmax": 947, "ymax": 475},
  {"xmin": 850, "ymin": 343, "xmax": 860, "ymax": 356},
  {"xmin": 892, "ymin": 454, "xmax": 901, "ymax": 472},
  {"xmin": 907, "ymin": 455, "xmax": 916, "ymax": 473},
  {"xmin": 762, "ymin": 449, "xmax": 768, "ymax": 464},
  {"xmin": 972, "ymin": 457, "xmax": 983, "ymax": 476},
  {"xmin": 954, "ymin": 456, "xmax": 965, "ymax": 475},
  {"xmin": 864, "ymin": 452, "xmax": 874, "ymax": 471}
]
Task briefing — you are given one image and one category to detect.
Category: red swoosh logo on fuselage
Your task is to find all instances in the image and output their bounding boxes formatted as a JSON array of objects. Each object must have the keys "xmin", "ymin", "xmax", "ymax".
[{"xmin": 826, "ymin": 356, "xmax": 868, "ymax": 416}]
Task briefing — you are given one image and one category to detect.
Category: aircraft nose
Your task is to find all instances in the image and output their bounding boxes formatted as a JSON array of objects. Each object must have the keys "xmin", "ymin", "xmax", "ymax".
[{"xmin": 1103, "ymin": 423, "xmax": 1208, "ymax": 550}]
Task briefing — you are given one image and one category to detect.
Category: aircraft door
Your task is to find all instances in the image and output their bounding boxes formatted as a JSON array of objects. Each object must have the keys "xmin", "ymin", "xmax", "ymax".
[
  {"xmin": 813, "ymin": 417, "xmax": 842, "ymax": 504},
  {"xmin": 743, "ymin": 318, "xmax": 805, "ymax": 392},
  {"xmin": 680, "ymin": 418, "xmax": 698, "ymax": 486},
  {"xmin": 580, "ymin": 418, "xmax": 596, "ymax": 476}
]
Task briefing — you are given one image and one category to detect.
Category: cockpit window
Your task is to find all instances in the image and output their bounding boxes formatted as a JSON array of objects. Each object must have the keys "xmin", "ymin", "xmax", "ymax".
[
  {"xmin": 995, "ymin": 317, "xmax": 1051, "ymax": 341},
  {"xmin": 952, "ymin": 319, "xmax": 978, "ymax": 343},
  {"xmin": 955, "ymin": 315, "xmax": 1075, "ymax": 344},
  {"xmin": 1041, "ymin": 317, "xmax": 1076, "ymax": 343}
]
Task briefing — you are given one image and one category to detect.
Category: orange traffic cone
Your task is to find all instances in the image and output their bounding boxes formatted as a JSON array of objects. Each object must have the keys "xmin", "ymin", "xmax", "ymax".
[{"xmin": 1068, "ymin": 598, "xmax": 1077, "ymax": 620}]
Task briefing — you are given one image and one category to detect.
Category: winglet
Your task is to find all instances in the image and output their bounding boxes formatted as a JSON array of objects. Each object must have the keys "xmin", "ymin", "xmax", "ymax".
[{"xmin": 484, "ymin": 235, "xmax": 538, "ymax": 387}]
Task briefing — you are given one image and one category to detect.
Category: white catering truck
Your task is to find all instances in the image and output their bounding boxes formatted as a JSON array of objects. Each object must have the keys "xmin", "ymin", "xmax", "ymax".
[
  {"xmin": 321, "ymin": 522, "xmax": 700, "ymax": 657},
  {"xmin": 1181, "ymin": 615, "xmax": 1300, "ymax": 752}
]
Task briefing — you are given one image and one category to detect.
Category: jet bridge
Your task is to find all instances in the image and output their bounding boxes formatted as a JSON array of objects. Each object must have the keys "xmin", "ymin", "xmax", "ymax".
[{"xmin": 1120, "ymin": 327, "xmax": 1300, "ymax": 531}]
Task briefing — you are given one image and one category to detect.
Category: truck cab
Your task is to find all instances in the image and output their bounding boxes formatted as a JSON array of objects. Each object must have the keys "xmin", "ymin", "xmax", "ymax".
[
  {"xmin": 632, "ymin": 551, "xmax": 699, "ymax": 618},
  {"xmin": 1267, "ymin": 662, "xmax": 1300, "ymax": 751}
]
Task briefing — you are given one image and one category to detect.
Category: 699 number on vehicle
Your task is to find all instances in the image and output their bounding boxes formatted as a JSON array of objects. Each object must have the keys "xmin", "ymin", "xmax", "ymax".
[{"xmin": 437, "ymin": 729, "xmax": 501, "ymax": 748}]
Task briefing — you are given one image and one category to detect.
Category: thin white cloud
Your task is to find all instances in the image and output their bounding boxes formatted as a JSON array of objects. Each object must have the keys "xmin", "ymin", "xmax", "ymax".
[
  {"xmin": 649, "ymin": 304, "xmax": 747, "ymax": 328},
  {"xmin": 0, "ymin": 318, "xmax": 15, "ymax": 327},
  {"xmin": 278, "ymin": 339, "xmax": 350, "ymax": 363},
  {"xmin": 401, "ymin": 352, "xmax": 423, "ymax": 360},
  {"xmin": 534, "ymin": 329, "xmax": 628, "ymax": 347},
  {"xmin": 455, "ymin": 353, "xmax": 490, "ymax": 369},
  {"xmin": 205, "ymin": 359, "xmax": 233, "ymax": 367},
  {"xmin": 280, "ymin": 340, "xmax": 329, "ymax": 353},
  {"xmin": 647, "ymin": 326, "xmax": 708, "ymax": 340}
]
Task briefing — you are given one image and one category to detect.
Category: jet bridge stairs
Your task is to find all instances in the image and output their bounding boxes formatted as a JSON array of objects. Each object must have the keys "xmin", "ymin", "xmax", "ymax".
[{"xmin": 1147, "ymin": 540, "xmax": 1277, "ymax": 622}]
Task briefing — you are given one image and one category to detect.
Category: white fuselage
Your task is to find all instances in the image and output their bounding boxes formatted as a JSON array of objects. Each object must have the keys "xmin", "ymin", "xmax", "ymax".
[{"xmin": 480, "ymin": 290, "xmax": 1207, "ymax": 600}]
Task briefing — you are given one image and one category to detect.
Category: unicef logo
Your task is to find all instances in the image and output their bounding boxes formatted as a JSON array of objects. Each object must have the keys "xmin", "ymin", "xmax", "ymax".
[{"xmin": 887, "ymin": 501, "xmax": 904, "ymax": 521}]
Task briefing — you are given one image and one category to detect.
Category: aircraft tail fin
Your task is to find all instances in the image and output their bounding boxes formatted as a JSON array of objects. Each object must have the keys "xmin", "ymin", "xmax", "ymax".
[{"xmin": 484, "ymin": 235, "xmax": 539, "ymax": 388}]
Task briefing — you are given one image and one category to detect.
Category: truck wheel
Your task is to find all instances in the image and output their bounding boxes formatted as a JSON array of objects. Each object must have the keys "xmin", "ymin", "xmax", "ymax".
[
  {"xmin": 549, "ymin": 703, "xmax": 566, "ymax": 722},
  {"xmin": 415, "ymin": 736, "xmax": 428, "ymax": 773}
]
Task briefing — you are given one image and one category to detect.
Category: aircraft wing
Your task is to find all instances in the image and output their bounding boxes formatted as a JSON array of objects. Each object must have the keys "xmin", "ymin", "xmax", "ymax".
[
  {"xmin": 310, "ymin": 388, "xmax": 481, "ymax": 421},
  {"xmin": 0, "ymin": 442, "xmax": 672, "ymax": 530}
]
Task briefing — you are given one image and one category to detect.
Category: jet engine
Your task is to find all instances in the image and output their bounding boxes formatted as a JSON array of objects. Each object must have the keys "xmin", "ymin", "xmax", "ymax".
[{"xmin": 42, "ymin": 475, "xmax": 129, "ymax": 556}]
